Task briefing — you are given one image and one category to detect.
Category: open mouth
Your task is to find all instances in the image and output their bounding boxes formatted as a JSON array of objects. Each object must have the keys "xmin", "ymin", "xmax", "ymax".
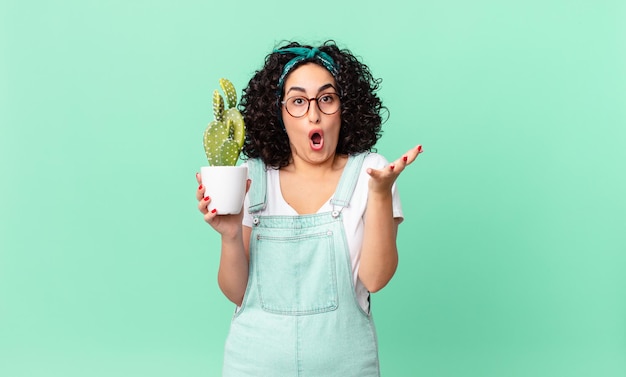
[{"xmin": 309, "ymin": 130, "xmax": 324, "ymax": 150}]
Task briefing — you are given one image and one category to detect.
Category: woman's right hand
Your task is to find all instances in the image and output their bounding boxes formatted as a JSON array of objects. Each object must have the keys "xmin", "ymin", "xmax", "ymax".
[{"xmin": 196, "ymin": 172, "xmax": 251, "ymax": 240}]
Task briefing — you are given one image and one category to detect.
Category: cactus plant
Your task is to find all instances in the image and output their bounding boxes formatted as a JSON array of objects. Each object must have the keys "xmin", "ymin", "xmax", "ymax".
[{"xmin": 203, "ymin": 78, "xmax": 245, "ymax": 166}]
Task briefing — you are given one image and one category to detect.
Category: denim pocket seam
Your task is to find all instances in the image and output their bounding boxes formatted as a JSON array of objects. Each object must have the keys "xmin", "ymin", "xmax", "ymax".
[{"xmin": 255, "ymin": 231, "xmax": 338, "ymax": 316}]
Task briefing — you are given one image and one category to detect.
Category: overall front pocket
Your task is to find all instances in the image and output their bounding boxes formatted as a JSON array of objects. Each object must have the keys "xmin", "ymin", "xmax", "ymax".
[{"xmin": 253, "ymin": 231, "xmax": 338, "ymax": 315}]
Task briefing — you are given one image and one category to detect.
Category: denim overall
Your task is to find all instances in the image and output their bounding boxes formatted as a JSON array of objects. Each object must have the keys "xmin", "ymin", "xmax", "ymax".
[{"xmin": 222, "ymin": 153, "xmax": 380, "ymax": 377}]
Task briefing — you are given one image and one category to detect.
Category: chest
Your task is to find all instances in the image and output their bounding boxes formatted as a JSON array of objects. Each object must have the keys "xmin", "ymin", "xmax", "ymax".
[{"xmin": 279, "ymin": 171, "xmax": 342, "ymax": 215}]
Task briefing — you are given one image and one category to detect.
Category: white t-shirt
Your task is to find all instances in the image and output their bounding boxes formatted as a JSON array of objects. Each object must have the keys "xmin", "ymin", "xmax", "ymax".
[{"xmin": 242, "ymin": 153, "xmax": 403, "ymax": 312}]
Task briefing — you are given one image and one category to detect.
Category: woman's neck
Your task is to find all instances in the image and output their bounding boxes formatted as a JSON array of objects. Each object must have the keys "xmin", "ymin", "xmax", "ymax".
[{"xmin": 284, "ymin": 153, "xmax": 347, "ymax": 177}]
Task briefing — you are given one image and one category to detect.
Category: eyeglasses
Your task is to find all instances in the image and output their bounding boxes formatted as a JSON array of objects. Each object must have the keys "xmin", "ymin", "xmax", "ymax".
[{"xmin": 281, "ymin": 93, "xmax": 341, "ymax": 118}]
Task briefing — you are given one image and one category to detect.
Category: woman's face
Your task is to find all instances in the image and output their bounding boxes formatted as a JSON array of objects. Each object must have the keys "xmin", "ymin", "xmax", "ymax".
[{"xmin": 281, "ymin": 63, "xmax": 341, "ymax": 165}]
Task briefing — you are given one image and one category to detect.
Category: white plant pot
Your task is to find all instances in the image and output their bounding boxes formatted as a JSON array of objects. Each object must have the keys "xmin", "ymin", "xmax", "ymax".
[{"xmin": 200, "ymin": 165, "xmax": 248, "ymax": 215}]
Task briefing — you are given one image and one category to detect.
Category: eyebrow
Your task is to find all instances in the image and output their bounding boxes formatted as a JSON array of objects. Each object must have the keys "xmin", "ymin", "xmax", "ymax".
[{"xmin": 286, "ymin": 83, "xmax": 337, "ymax": 96}]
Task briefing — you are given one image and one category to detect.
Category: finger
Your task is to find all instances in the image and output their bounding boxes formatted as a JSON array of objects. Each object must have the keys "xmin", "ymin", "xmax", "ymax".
[
  {"xmin": 406, "ymin": 144, "xmax": 423, "ymax": 163},
  {"xmin": 380, "ymin": 145, "xmax": 422, "ymax": 178},
  {"xmin": 245, "ymin": 179, "xmax": 252, "ymax": 194},
  {"xmin": 403, "ymin": 145, "xmax": 422, "ymax": 164},
  {"xmin": 366, "ymin": 167, "xmax": 378, "ymax": 179},
  {"xmin": 198, "ymin": 195, "xmax": 211, "ymax": 214},
  {"xmin": 196, "ymin": 173, "xmax": 206, "ymax": 201},
  {"xmin": 196, "ymin": 184, "xmax": 206, "ymax": 201},
  {"xmin": 366, "ymin": 166, "xmax": 393, "ymax": 180},
  {"xmin": 394, "ymin": 144, "xmax": 423, "ymax": 170},
  {"xmin": 204, "ymin": 208, "xmax": 218, "ymax": 224}
]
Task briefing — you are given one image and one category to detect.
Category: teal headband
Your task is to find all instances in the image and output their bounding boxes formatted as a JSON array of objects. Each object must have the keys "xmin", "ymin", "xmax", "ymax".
[{"xmin": 274, "ymin": 47, "xmax": 339, "ymax": 92}]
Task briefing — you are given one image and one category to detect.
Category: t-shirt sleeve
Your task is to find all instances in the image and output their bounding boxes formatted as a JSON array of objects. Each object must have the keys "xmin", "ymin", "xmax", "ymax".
[
  {"xmin": 240, "ymin": 162, "xmax": 254, "ymax": 228},
  {"xmin": 364, "ymin": 153, "xmax": 404, "ymax": 223},
  {"xmin": 242, "ymin": 195, "xmax": 253, "ymax": 227},
  {"xmin": 392, "ymin": 183, "xmax": 404, "ymax": 223}
]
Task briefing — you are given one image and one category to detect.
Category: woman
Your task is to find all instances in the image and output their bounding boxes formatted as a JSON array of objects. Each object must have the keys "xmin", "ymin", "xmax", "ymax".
[{"xmin": 196, "ymin": 40, "xmax": 422, "ymax": 376}]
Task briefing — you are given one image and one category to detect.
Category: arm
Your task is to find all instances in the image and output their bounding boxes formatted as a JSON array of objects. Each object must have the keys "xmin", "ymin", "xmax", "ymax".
[
  {"xmin": 358, "ymin": 145, "xmax": 422, "ymax": 292},
  {"xmin": 216, "ymin": 225, "xmax": 251, "ymax": 306},
  {"xmin": 359, "ymin": 194, "xmax": 400, "ymax": 292},
  {"xmin": 196, "ymin": 174, "xmax": 251, "ymax": 306}
]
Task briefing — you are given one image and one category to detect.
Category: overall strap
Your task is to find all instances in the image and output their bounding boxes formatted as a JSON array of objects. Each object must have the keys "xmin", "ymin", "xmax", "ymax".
[
  {"xmin": 247, "ymin": 159, "xmax": 267, "ymax": 213},
  {"xmin": 330, "ymin": 152, "xmax": 368, "ymax": 209}
]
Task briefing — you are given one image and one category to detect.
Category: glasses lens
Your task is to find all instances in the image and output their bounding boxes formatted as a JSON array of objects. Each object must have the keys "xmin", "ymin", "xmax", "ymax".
[
  {"xmin": 284, "ymin": 93, "xmax": 340, "ymax": 117},
  {"xmin": 317, "ymin": 93, "xmax": 340, "ymax": 115},
  {"xmin": 285, "ymin": 96, "xmax": 309, "ymax": 117}
]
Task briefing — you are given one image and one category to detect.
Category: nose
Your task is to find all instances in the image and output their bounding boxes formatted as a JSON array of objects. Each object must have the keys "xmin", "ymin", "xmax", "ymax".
[{"xmin": 307, "ymin": 98, "xmax": 321, "ymax": 123}]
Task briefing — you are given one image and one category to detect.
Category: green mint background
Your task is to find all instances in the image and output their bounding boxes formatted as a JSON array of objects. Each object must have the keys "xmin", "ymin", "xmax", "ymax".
[{"xmin": 1, "ymin": 1, "xmax": 625, "ymax": 376}]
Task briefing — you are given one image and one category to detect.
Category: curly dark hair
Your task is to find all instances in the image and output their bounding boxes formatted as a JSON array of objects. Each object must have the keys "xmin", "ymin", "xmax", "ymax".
[{"xmin": 240, "ymin": 40, "xmax": 388, "ymax": 168}]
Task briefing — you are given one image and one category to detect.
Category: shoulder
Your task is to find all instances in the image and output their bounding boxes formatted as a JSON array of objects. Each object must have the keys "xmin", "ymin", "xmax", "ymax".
[
  {"xmin": 240, "ymin": 158, "xmax": 261, "ymax": 169},
  {"xmin": 349, "ymin": 152, "xmax": 390, "ymax": 189},
  {"xmin": 241, "ymin": 158, "xmax": 269, "ymax": 175},
  {"xmin": 360, "ymin": 152, "xmax": 390, "ymax": 169}
]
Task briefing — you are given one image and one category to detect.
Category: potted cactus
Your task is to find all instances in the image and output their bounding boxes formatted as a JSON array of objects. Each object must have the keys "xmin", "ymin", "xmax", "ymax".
[{"xmin": 200, "ymin": 78, "xmax": 247, "ymax": 215}]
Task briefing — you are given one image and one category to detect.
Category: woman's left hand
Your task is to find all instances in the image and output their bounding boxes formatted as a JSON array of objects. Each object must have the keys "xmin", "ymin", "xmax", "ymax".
[{"xmin": 366, "ymin": 144, "xmax": 423, "ymax": 193}]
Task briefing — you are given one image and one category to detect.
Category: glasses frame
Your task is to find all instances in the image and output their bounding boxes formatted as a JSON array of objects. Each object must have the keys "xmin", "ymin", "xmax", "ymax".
[{"xmin": 281, "ymin": 93, "xmax": 341, "ymax": 118}]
